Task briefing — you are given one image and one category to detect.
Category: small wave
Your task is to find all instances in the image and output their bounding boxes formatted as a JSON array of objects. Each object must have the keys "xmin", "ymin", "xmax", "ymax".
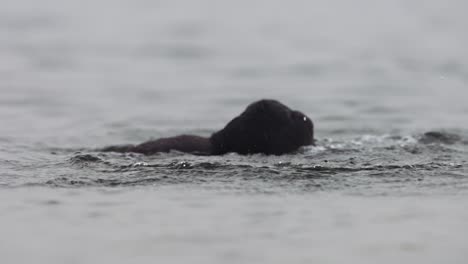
[
  {"xmin": 47, "ymin": 149, "xmax": 466, "ymax": 188},
  {"xmin": 290, "ymin": 162, "xmax": 462, "ymax": 174},
  {"xmin": 70, "ymin": 154, "xmax": 103, "ymax": 163},
  {"xmin": 419, "ymin": 131, "xmax": 464, "ymax": 145},
  {"xmin": 36, "ymin": 131, "xmax": 466, "ymax": 189},
  {"xmin": 45, "ymin": 159, "xmax": 465, "ymax": 188}
]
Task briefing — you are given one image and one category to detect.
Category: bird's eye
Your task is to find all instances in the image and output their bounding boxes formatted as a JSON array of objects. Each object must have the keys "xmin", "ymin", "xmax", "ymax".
[{"xmin": 303, "ymin": 117, "xmax": 307, "ymax": 121}]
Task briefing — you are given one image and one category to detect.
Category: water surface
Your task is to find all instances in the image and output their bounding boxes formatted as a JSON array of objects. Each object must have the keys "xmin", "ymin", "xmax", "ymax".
[{"xmin": 1, "ymin": 0, "xmax": 468, "ymax": 263}]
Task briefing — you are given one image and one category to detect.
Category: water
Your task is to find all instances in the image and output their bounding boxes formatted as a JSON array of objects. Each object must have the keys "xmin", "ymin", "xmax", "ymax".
[{"xmin": 1, "ymin": 0, "xmax": 468, "ymax": 263}]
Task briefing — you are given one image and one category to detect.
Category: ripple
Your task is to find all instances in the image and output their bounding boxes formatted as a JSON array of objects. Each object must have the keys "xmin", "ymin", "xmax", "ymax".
[
  {"xmin": 419, "ymin": 131, "xmax": 464, "ymax": 145},
  {"xmin": 3, "ymin": 131, "xmax": 466, "ymax": 193},
  {"xmin": 70, "ymin": 154, "xmax": 102, "ymax": 163},
  {"xmin": 136, "ymin": 43, "xmax": 213, "ymax": 60}
]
